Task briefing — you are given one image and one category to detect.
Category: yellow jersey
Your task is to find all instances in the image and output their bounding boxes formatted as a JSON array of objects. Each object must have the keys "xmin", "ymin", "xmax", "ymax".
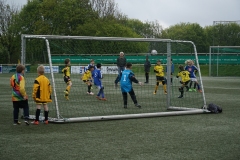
[
  {"xmin": 82, "ymin": 70, "xmax": 92, "ymax": 81},
  {"xmin": 62, "ymin": 66, "xmax": 70, "ymax": 77},
  {"xmin": 154, "ymin": 65, "xmax": 164, "ymax": 77},
  {"xmin": 177, "ymin": 70, "xmax": 190, "ymax": 82},
  {"xmin": 32, "ymin": 75, "xmax": 52, "ymax": 102}
]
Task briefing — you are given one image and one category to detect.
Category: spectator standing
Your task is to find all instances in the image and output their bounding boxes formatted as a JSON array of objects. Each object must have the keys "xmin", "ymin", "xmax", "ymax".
[
  {"xmin": 116, "ymin": 52, "xmax": 127, "ymax": 74},
  {"xmin": 144, "ymin": 56, "xmax": 151, "ymax": 83}
]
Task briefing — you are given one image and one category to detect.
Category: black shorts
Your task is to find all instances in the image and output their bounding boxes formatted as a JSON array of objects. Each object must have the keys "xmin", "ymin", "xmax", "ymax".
[
  {"xmin": 64, "ymin": 76, "xmax": 71, "ymax": 83},
  {"xmin": 13, "ymin": 100, "xmax": 29, "ymax": 109},
  {"xmin": 156, "ymin": 76, "xmax": 165, "ymax": 81},
  {"xmin": 83, "ymin": 80, "xmax": 91, "ymax": 84},
  {"xmin": 181, "ymin": 80, "xmax": 190, "ymax": 85},
  {"xmin": 83, "ymin": 80, "xmax": 89, "ymax": 83}
]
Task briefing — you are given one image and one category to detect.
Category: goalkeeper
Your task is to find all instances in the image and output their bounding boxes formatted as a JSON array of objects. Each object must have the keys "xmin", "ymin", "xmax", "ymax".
[
  {"xmin": 81, "ymin": 66, "xmax": 95, "ymax": 95},
  {"xmin": 153, "ymin": 60, "xmax": 167, "ymax": 95},
  {"xmin": 10, "ymin": 64, "xmax": 29, "ymax": 125},
  {"xmin": 117, "ymin": 62, "xmax": 142, "ymax": 109}
]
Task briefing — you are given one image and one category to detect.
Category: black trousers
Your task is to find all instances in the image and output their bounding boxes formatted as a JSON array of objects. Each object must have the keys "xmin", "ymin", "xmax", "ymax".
[
  {"xmin": 122, "ymin": 89, "xmax": 137, "ymax": 106},
  {"xmin": 13, "ymin": 100, "xmax": 29, "ymax": 122},
  {"xmin": 145, "ymin": 72, "xmax": 149, "ymax": 82}
]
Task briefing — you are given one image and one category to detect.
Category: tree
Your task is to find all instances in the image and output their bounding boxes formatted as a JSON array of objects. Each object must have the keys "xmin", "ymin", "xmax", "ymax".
[
  {"xmin": 89, "ymin": 0, "xmax": 121, "ymax": 18},
  {"xmin": 74, "ymin": 19, "xmax": 149, "ymax": 54},
  {"xmin": 162, "ymin": 23, "xmax": 208, "ymax": 53},
  {"xmin": 205, "ymin": 22, "xmax": 240, "ymax": 46},
  {"xmin": 17, "ymin": 0, "xmax": 98, "ymax": 35},
  {"xmin": 0, "ymin": 0, "xmax": 20, "ymax": 63}
]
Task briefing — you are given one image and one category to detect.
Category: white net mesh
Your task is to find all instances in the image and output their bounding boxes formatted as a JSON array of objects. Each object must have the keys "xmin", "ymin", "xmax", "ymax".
[{"xmin": 22, "ymin": 35, "xmax": 206, "ymax": 122}]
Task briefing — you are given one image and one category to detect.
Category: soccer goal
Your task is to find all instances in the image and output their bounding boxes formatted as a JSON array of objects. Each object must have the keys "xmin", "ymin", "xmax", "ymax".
[
  {"xmin": 209, "ymin": 46, "xmax": 240, "ymax": 76},
  {"xmin": 21, "ymin": 35, "xmax": 207, "ymax": 123}
]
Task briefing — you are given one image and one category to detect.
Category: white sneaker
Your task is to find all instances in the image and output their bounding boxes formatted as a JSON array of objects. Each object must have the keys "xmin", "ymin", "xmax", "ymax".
[{"xmin": 89, "ymin": 92, "xmax": 94, "ymax": 95}]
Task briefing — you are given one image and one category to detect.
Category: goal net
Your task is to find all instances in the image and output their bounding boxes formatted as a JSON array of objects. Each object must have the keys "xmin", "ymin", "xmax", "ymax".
[
  {"xmin": 209, "ymin": 46, "xmax": 240, "ymax": 76},
  {"xmin": 21, "ymin": 35, "xmax": 207, "ymax": 123}
]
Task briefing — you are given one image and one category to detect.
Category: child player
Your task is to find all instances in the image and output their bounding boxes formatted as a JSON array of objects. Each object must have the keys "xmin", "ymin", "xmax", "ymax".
[
  {"xmin": 81, "ymin": 66, "xmax": 95, "ymax": 95},
  {"xmin": 32, "ymin": 65, "xmax": 52, "ymax": 125},
  {"xmin": 176, "ymin": 65, "xmax": 190, "ymax": 98},
  {"xmin": 153, "ymin": 60, "xmax": 167, "ymax": 95},
  {"xmin": 93, "ymin": 63, "xmax": 107, "ymax": 101},
  {"xmin": 166, "ymin": 58, "xmax": 174, "ymax": 85},
  {"xmin": 184, "ymin": 60, "xmax": 202, "ymax": 92},
  {"xmin": 87, "ymin": 59, "xmax": 96, "ymax": 90},
  {"xmin": 87, "ymin": 59, "xmax": 97, "ymax": 70},
  {"xmin": 10, "ymin": 64, "xmax": 29, "ymax": 125},
  {"xmin": 62, "ymin": 58, "xmax": 72, "ymax": 100},
  {"xmin": 119, "ymin": 62, "xmax": 142, "ymax": 109}
]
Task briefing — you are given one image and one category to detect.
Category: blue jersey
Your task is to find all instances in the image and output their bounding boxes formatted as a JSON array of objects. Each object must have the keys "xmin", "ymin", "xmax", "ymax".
[
  {"xmin": 120, "ymin": 69, "xmax": 135, "ymax": 92},
  {"xmin": 166, "ymin": 63, "xmax": 174, "ymax": 73},
  {"xmin": 87, "ymin": 64, "xmax": 97, "ymax": 70},
  {"xmin": 93, "ymin": 69, "xmax": 102, "ymax": 86},
  {"xmin": 87, "ymin": 64, "xmax": 97, "ymax": 78},
  {"xmin": 184, "ymin": 65, "xmax": 198, "ymax": 78}
]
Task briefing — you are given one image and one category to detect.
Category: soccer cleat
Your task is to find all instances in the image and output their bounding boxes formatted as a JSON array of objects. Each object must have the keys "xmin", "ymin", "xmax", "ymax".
[
  {"xmin": 87, "ymin": 92, "xmax": 90, "ymax": 94},
  {"xmin": 32, "ymin": 121, "xmax": 39, "ymax": 125},
  {"xmin": 25, "ymin": 121, "xmax": 30, "ymax": 125},
  {"xmin": 164, "ymin": 91, "xmax": 167, "ymax": 95},
  {"xmin": 153, "ymin": 92, "xmax": 156, "ymax": 95},
  {"xmin": 188, "ymin": 89, "xmax": 193, "ymax": 92},
  {"xmin": 178, "ymin": 95, "xmax": 183, "ymax": 98},
  {"xmin": 96, "ymin": 96, "xmax": 102, "ymax": 100},
  {"xmin": 124, "ymin": 105, "xmax": 127, "ymax": 109},
  {"xmin": 44, "ymin": 120, "xmax": 48, "ymax": 124},
  {"xmin": 198, "ymin": 89, "xmax": 202, "ymax": 93},
  {"xmin": 193, "ymin": 89, "xmax": 196, "ymax": 92},
  {"xmin": 135, "ymin": 104, "xmax": 141, "ymax": 108},
  {"xmin": 89, "ymin": 92, "xmax": 94, "ymax": 95},
  {"xmin": 101, "ymin": 98, "xmax": 107, "ymax": 101},
  {"xmin": 13, "ymin": 121, "xmax": 21, "ymax": 125}
]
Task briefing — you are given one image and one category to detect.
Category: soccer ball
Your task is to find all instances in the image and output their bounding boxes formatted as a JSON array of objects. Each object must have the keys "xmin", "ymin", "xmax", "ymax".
[{"xmin": 151, "ymin": 50, "xmax": 158, "ymax": 55}]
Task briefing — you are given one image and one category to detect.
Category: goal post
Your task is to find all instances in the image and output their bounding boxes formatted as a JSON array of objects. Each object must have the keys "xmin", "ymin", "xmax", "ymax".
[
  {"xmin": 209, "ymin": 46, "xmax": 240, "ymax": 76},
  {"xmin": 21, "ymin": 35, "xmax": 207, "ymax": 123}
]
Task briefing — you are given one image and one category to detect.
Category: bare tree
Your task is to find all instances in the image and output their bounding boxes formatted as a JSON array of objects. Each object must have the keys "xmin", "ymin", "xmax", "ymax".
[
  {"xmin": 0, "ymin": 0, "xmax": 20, "ymax": 63},
  {"xmin": 89, "ymin": 0, "xmax": 123, "ymax": 18}
]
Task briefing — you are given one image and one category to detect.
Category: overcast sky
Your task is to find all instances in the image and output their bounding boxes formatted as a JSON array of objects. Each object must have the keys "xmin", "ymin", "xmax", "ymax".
[{"xmin": 6, "ymin": 0, "xmax": 240, "ymax": 28}]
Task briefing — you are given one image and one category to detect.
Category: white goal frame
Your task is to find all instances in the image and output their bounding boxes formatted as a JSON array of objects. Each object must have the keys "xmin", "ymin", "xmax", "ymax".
[{"xmin": 21, "ymin": 34, "xmax": 208, "ymax": 123}]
